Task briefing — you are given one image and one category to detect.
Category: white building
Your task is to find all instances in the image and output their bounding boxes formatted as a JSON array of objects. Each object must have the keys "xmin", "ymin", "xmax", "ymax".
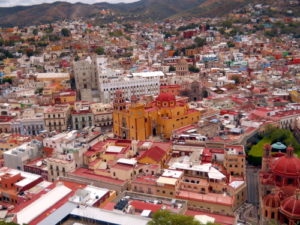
[
  {"xmin": 74, "ymin": 56, "xmax": 123, "ymax": 102},
  {"xmin": 99, "ymin": 71, "xmax": 163, "ymax": 103},
  {"xmin": 3, "ymin": 140, "xmax": 42, "ymax": 170}
]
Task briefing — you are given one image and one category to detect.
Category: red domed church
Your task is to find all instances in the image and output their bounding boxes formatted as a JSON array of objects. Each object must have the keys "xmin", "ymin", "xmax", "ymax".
[{"xmin": 259, "ymin": 144, "xmax": 300, "ymax": 225}]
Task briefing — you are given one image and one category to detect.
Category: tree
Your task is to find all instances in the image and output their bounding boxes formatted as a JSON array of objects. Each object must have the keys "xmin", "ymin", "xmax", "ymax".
[
  {"xmin": 194, "ymin": 37, "xmax": 206, "ymax": 47},
  {"xmin": 0, "ymin": 77, "xmax": 13, "ymax": 85},
  {"xmin": 169, "ymin": 65, "xmax": 176, "ymax": 72},
  {"xmin": 231, "ymin": 75, "xmax": 241, "ymax": 84},
  {"xmin": 35, "ymin": 88, "xmax": 44, "ymax": 95},
  {"xmin": 264, "ymin": 124, "xmax": 277, "ymax": 137},
  {"xmin": 95, "ymin": 47, "xmax": 105, "ymax": 55},
  {"xmin": 265, "ymin": 28, "xmax": 278, "ymax": 38},
  {"xmin": 109, "ymin": 30, "xmax": 123, "ymax": 37},
  {"xmin": 148, "ymin": 210, "xmax": 201, "ymax": 225},
  {"xmin": 25, "ymin": 48, "xmax": 34, "ymax": 57},
  {"xmin": 45, "ymin": 25, "xmax": 53, "ymax": 33},
  {"xmin": 61, "ymin": 28, "xmax": 71, "ymax": 37},
  {"xmin": 227, "ymin": 41, "xmax": 235, "ymax": 48},
  {"xmin": 221, "ymin": 20, "xmax": 232, "ymax": 28},
  {"xmin": 49, "ymin": 35, "xmax": 60, "ymax": 42},
  {"xmin": 189, "ymin": 65, "xmax": 200, "ymax": 73},
  {"xmin": 33, "ymin": 28, "xmax": 38, "ymax": 36},
  {"xmin": 0, "ymin": 222, "xmax": 18, "ymax": 225}
]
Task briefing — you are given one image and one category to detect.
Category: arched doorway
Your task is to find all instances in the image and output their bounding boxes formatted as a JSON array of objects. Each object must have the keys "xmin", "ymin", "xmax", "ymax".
[
  {"xmin": 152, "ymin": 128, "xmax": 157, "ymax": 136},
  {"xmin": 122, "ymin": 131, "xmax": 127, "ymax": 139}
]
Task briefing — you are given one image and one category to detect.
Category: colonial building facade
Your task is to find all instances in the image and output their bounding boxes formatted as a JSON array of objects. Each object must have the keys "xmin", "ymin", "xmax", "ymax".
[{"xmin": 113, "ymin": 91, "xmax": 200, "ymax": 140}]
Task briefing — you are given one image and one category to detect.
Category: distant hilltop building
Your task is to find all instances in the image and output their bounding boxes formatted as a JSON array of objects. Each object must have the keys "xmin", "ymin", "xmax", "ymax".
[{"xmin": 113, "ymin": 91, "xmax": 200, "ymax": 140}]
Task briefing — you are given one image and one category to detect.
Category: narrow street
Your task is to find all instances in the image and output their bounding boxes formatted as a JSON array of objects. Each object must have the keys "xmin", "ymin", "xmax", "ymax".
[{"xmin": 246, "ymin": 166, "xmax": 259, "ymax": 206}]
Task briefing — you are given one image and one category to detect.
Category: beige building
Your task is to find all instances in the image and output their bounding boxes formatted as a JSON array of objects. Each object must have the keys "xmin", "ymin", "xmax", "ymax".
[
  {"xmin": 44, "ymin": 104, "xmax": 70, "ymax": 132},
  {"xmin": 47, "ymin": 157, "xmax": 76, "ymax": 182},
  {"xmin": 223, "ymin": 145, "xmax": 246, "ymax": 177},
  {"xmin": 90, "ymin": 103, "xmax": 113, "ymax": 128},
  {"xmin": 176, "ymin": 58, "xmax": 189, "ymax": 76}
]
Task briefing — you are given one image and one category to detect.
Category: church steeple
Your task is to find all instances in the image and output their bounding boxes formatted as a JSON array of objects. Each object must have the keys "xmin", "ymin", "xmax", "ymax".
[
  {"xmin": 113, "ymin": 90, "xmax": 126, "ymax": 111},
  {"xmin": 262, "ymin": 144, "xmax": 272, "ymax": 172}
]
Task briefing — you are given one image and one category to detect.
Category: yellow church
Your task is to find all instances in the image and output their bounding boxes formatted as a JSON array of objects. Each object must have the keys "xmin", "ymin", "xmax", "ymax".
[{"xmin": 113, "ymin": 91, "xmax": 200, "ymax": 140}]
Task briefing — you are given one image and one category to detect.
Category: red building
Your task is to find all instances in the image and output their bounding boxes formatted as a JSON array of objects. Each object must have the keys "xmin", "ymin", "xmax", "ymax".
[
  {"xmin": 259, "ymin": 145, "xmax": 300, "ymax": 225},
  {"xmin": 160, "ymin": 85, "xmax": 181, "ymax": 96}
]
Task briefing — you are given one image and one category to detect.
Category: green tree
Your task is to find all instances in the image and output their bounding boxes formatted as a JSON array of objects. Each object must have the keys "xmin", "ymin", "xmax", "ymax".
[
  {"xmin": 221, "ymin": 20, "xmax": 232, "ymax": 28},
  {"xmin": 33, "ymin": 28, "xmax": 38, "ymax": 36},
  {"xmin": 148, "ymin": 210, "xmax": 201, "ymax": 225},
  {"xmin": 109, "ymin": 30, "xmax": 123, "ymax": 37},
  {"xmin": 265, "ymin": 28, "xmax": 278, "ymax": 38},
  {"xmin": 61, "ymin": 28, "xmax": 71, "ymax": 37},
  {"xmin": 25, "ymin": 48, "xmax": 34, "ymax": 57},
  {"xmin": 169, "ymin": 65, "xmax": 176, "ymax": 72},
  {"xmin": 35, "ymin": 88, "xmax": 44, "ymax": 95},
  {"xmin": 264, "ymin": 124, "xmax": 277, "ymax": 137},
  {"xmin": 49, "ymin": 35, "xmax": 60, "ymax": 42},
  {"xmin": 232, "ymin": 75, "xmax": 241, "ymax": 84},
  {"xmin": 227, "ymin": 41, "xmax": 235, "ymax": 48},
  {"xmin": 45, "ymin": 25, "xmax": 53, "ymax": 33},
  {"xmin": 189, "ymin": 65, "xmax": 200, "ymax": 73},
  {"xmin": 0, "ymin": 77, "xmax": 13, "ymax": 85},
  {"xmin": 194, "ymin": 37, "xmax": 206, "ymax": 47},
  {"xmin": 95, "ymin": 47, "xmax": 105, "ymax": 55},
  {"xmin": 0, "ymin": 222, "xmax": 18, "ymax": 225}
]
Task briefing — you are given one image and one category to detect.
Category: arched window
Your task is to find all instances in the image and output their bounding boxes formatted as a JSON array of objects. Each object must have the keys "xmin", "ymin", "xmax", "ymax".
[{"xmin": 271, "ymin": 212, "xmax": 275, "ymax": 219}]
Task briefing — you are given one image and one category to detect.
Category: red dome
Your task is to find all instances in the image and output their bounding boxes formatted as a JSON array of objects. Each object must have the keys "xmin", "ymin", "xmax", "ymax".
[
  {"xmin": 156, "ymin": 93, "xmax": 176, "ymax": 102},
  {"xmin": 271, "ymin": 153, "xmax": 300, "ymax": 177},
  {"xmin": 280, "ymin": 191, "xmax": 300, "ymax": 219},
  {"xmin": 263, "ymin": 193, "xmax": 281, "ymax": 208}
]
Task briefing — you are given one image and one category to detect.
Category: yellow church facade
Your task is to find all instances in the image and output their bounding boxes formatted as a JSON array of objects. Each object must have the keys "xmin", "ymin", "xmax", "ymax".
[{"xmin": 113, "ymin": 91, "xmax": 200, "ymax": 140}]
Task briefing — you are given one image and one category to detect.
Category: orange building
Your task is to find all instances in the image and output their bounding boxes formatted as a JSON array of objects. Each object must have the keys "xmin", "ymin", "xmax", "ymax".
[
  {"xmin": 113, "ymin": 91, "xmax": 200, "ymax": 140},
  {"xmin": 0, "ymin": 168, "xmax": 43, "ymax": 204}
]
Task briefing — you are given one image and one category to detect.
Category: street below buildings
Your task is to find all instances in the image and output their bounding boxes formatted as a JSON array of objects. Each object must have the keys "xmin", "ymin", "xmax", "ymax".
[{"xmin": 246, "ymin": 166, "xmax": 259, "ymax": 206}]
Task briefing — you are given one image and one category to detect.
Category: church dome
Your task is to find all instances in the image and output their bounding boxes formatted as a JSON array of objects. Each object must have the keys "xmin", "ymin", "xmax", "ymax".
[
  {"xmin": 280, "ymin": 190, "xmax": 300, "ymax": 219},
  {"xmin": 263, "ymin": 193, "xmax": 281, "ymax": 208},
  {"xmin": 156, "ymin": 93, "xmax": 176, "ymax": 102},
  {"xmin": 271, "ymin": 147, "xmax": 300, "ymax": 177}
]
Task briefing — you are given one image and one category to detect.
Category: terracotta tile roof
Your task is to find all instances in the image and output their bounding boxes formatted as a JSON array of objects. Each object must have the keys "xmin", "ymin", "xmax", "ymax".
[
  {"xmin": 130, "ymin": 200, "xmax": 162, "ymax": 212},
  {"xmin": 138, "ymin": 146, "xmax": 166, "ymax": 163}
]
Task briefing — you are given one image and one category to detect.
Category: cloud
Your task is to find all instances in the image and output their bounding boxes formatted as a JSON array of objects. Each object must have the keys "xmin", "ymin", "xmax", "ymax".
[{"xmin": 0, "ymin": 0, "xmax": 138, "ymax": 7}]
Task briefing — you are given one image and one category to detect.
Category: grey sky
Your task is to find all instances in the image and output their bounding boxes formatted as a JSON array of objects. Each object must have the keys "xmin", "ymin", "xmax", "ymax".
[{"xmin": 0, "ymin": 0, "xmax": 138, "ymax": 7}]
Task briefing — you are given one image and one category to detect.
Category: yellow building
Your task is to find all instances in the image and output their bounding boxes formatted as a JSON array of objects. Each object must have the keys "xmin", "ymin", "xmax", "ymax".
[
  {"xmin": 289, "ymin": 90, "xmax": 300, "ymax": 103},
  {"xmin": 54, "ymin": 90, "xmax": 76, "ymax": 104},
  {"xmin": 113, "ymin": 91, "xmax": 200, "ymax": 140}
]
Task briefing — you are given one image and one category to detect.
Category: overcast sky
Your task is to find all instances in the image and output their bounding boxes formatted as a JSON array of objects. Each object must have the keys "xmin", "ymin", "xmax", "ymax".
[{"xmin": 0, "ymin": 0, "xmax": 138, "ymax": 7}]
